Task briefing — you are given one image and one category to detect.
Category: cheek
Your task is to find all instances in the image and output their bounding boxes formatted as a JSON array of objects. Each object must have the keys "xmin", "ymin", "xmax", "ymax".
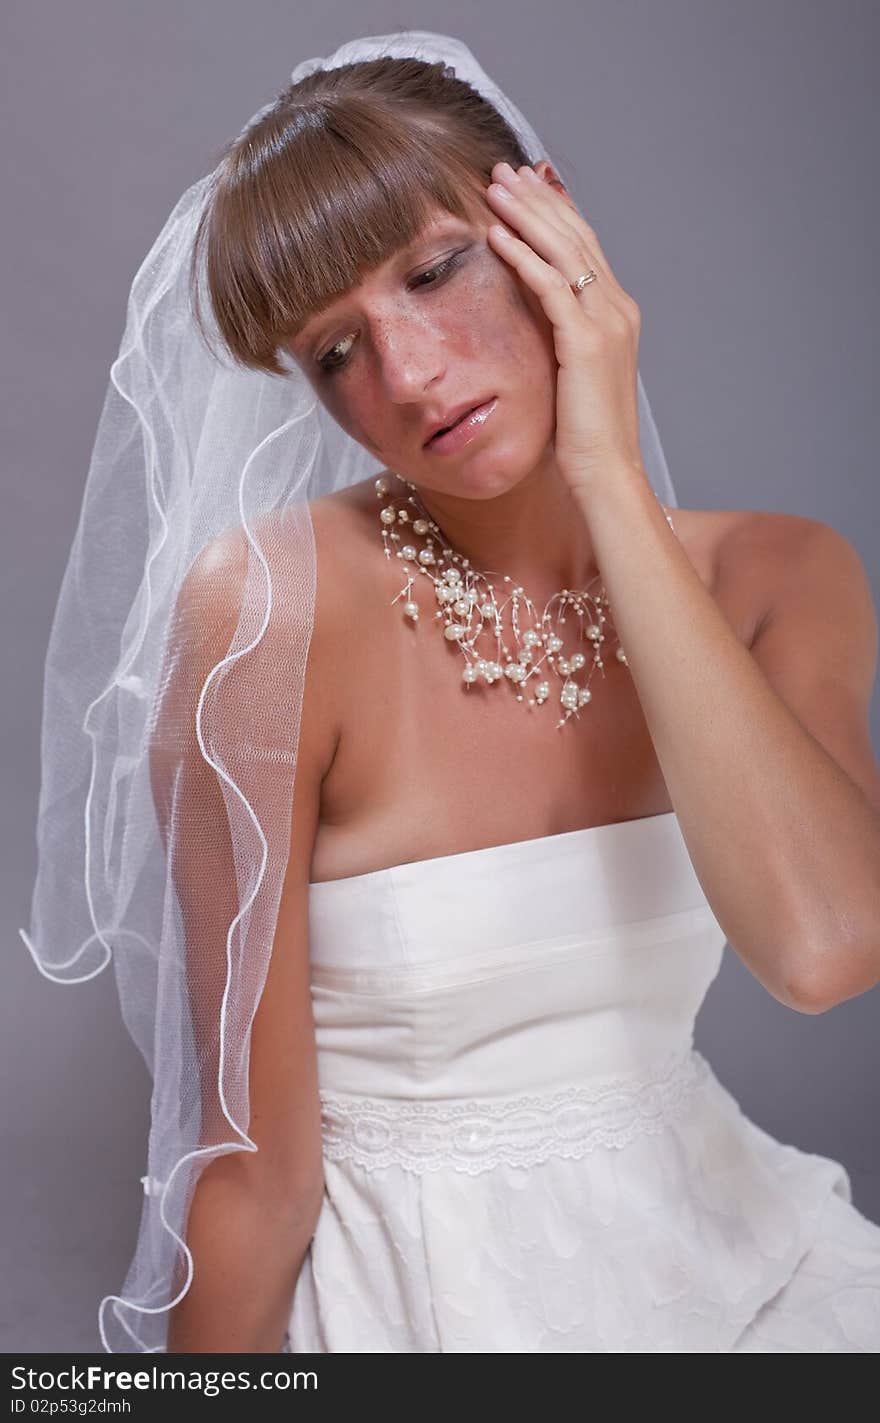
[
  {"xmin": 439, "ymin": 253, "xmax": 557, "ymax": 390},
  {"xmin": 315, "ymin": 381, "xmax": 383, "ymax": 457}
]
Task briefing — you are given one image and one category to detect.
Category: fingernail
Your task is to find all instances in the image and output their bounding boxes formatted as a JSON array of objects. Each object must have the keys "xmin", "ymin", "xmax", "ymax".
[{"xmin": 497, "ymin": 162, "xmax": 521, "ymax": 183}]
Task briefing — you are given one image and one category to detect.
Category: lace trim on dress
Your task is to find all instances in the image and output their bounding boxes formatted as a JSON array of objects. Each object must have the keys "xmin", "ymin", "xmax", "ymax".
[{"xmin": 319, "ymin": 1048, "xmax": 711, "ymax": 1175}]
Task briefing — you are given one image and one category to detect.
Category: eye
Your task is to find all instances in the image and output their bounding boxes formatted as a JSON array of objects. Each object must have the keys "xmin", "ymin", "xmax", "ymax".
[
  {"xmin": 315, "ymin": 251, "xmax": 464, "ymax": 375},
  {"xmin": 316, "ymin": 332, "xmax": 356, "ymax": 374},
  {"xmin": 408, "ymin": 253, "xmax": 460, "ymax": 290}
]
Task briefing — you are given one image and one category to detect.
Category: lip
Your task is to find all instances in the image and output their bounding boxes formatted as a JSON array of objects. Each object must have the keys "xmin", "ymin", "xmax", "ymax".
[{"xmin": 424, "ymin": 397, "xmax": 498, "ymax": 455}]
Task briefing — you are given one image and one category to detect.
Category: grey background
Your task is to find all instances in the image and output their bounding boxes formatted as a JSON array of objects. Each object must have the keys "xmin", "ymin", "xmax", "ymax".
[{"xmin": 2, "ymin": 0, "xmax": 878, "ymax": 1353}]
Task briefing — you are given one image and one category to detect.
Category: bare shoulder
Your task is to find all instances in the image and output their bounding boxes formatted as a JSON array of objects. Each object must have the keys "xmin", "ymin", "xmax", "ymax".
[
  {"xmin": 711, "ymin": 506, "xmax": 870, "ymax": 624},
  {"xmin": 718, "ymin": 508, "xmax": 878, "ymax": 683},
  {"xmin": 309, "ymin": 475, "xmax": 377, "ymax": 543},
  {"xmin": 674, "ymin": 505, "xmax": 849, "ymax": 647},
  {"xmin": 308, "ymin": 477, "xmax": 381, "ymax": 618},
  {"xmin": 713, "ymin": 506, "xmax": 826, "ymax": 563},
  {"xmin": 301, "ymin": 477, "xmax": 380, "ymax": 758},
  {"xmin": 187, "ymin": 505, "xmax": 359, "ymax": 789}
]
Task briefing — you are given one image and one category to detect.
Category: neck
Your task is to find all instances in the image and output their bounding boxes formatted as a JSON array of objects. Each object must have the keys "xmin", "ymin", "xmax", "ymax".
[{"xmin": 398, "ymin": 450, "xmax": 600, "ymax": 596}]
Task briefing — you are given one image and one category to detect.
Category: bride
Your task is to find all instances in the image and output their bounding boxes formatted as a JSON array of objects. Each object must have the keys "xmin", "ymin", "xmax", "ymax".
[{"xmin": 20, "ymin": 33, "xmax": 880, "ymax": 1353}]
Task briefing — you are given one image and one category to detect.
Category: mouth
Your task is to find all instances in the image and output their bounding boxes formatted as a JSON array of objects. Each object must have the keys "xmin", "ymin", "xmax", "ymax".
[{"xmin": 424, "ymin": 397, "xmax": 498, "ymax": 454}]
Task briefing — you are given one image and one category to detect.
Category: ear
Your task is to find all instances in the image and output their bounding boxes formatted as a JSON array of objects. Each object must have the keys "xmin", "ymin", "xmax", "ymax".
[{"xmin": 532, "ymin": 159, "xmax": 580, "ymax": 213}]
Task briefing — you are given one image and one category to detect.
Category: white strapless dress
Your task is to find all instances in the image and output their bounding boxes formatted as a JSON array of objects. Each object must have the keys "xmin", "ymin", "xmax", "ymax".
[{"xmin": 285, "ymin": 811, "xmax": 880, "ymax": 1352}]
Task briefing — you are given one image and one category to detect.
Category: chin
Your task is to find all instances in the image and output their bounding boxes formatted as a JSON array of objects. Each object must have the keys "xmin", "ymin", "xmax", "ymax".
[{"xmin": 414, "ymin": 428, "xmax": 553, "ymax": 504}]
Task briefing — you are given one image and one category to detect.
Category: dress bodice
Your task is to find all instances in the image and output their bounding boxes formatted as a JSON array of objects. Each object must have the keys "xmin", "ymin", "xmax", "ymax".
[
  {"xmin": 307, "ymin": 810, "xmax": 726, "ymax": 1104},
  {"xmin": 287, "ymin": 810, "xmax": 860, "ymax": 1352}
]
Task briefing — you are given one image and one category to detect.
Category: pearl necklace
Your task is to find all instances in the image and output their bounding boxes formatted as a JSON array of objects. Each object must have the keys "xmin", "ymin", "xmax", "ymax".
[{"xmin": 375, "ymin": 472, "xmax": 677, "ymax": 729}]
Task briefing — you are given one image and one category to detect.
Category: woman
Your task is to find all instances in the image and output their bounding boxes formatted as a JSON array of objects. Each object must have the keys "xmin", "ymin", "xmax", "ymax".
[{"xmin": 20, "ymin": 33, "xmax": 880, "ymax": 1353}]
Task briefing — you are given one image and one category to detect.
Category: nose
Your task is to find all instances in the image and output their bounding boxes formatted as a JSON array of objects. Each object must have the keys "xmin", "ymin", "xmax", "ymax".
[{"xmin": 372, "ymin": 313, "xmax": 446, "ymax": 406}]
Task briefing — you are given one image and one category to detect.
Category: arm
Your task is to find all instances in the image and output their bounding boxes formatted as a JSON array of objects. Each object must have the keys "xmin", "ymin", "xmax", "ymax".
[
  {"xmin": 165, "ymin": 753, "xmax": 326, "ymax": 1354},
  {"xmin": 149, "ymin": 520, "xmax": 337, "ymax": 1352},
  {"xmin": 484, "ymin": 161, "xmax": 880, "ymax": 1014},
  {"xmin": 575, "ymin": 479, "xmax": 880, "ymax": 1014}
]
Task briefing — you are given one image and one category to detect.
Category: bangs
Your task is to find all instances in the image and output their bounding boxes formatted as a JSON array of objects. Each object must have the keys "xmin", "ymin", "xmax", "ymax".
[{"xmin": 192, "ymin": 101, "xmax": 493, "ymax": 376}]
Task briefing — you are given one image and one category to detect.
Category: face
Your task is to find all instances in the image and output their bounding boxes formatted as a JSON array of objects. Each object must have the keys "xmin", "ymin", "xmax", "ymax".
[{"xmin": 285, "ymin": 199, "xmax": 559, "ymax": 502}]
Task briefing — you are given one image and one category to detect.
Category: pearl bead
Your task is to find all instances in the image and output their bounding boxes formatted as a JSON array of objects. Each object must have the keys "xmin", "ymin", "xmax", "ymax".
[{"xmin": 376, "ymin": 482, "xmax": 677, "ymax": 728}]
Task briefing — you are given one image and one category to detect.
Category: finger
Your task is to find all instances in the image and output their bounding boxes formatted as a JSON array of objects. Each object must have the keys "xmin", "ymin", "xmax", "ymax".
[
  {"xmin": 511, "ymin": 165, "xmax": 623, "ymax": 297},
  {"xmin": 515, "ymin": 171, "xmax": 639, "ymax": 324},
  {"xmin": 489, "ymin": 165, "xmax": 639, "ymax": 326},
  {"xmin": 491, "ymin": 162, "xmax": 578, "ymax": 247},
  {"xmin": 486, "ymin": 222, "xmax": 591, "ymax": 344},
  {"xmin": 486, "ymin": 181, "xmax": 603, "ymax": 300},
  {"xmin": 516, "ymin": 166, "xmax": 614, "ymax": 276}
]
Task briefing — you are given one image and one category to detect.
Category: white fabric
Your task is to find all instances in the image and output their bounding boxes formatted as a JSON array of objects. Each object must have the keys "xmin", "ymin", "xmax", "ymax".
[{"xmin": 281, "ymin": 812, "xmax": 880, "ymax": 1352}]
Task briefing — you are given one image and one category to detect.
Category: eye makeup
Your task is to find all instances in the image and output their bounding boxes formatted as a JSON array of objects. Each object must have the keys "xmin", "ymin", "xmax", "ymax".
[{"xmin": 315, "ymin": 246, "xmax": 472, "ymax": 375}]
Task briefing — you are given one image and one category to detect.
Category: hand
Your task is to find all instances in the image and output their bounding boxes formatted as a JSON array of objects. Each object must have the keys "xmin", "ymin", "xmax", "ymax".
[{"xmin": 485, "ymin": 161, "xmax": 645, "ymax": 493}]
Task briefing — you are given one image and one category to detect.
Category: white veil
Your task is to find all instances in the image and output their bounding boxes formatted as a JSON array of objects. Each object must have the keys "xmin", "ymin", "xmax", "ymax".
[{"xmin": 17, "ymin": 29, "xmax": 678, "ymax": 1352}]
